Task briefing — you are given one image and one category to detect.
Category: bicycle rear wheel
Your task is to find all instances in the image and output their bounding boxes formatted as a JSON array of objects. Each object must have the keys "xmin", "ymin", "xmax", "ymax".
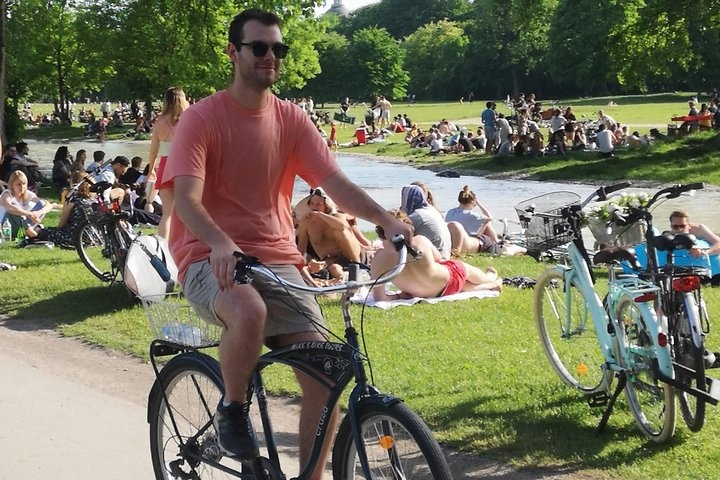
[
  {"xmin": 615, "ymin": 296, "xmax": 676, "ymax": 443},
  {"xmin": 149, "ymin": 353, "xmax": 237, "ymax": 479},
  {"xmin": 534, "ymin": 268, "xmax": 605, "ymax": 392},
  {"xmin": 74, "ymin": 220, "xmax": 114, "ymax": 282},
  {"xmin": 331, "ymin": 401, "xmax": 452, "ymax": 480},
  {"xmin": 675, "ymin": 291, "xmax": 706, "ymax": 432}
]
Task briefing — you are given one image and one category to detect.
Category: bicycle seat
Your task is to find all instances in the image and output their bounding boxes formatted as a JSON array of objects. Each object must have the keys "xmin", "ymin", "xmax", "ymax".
[
  {"xmin": 654, "ymin": 232, "xmax": 697, "ymax": 252},
  {"xmin": 594, "ymin": 246, "xmax": 641, "ymax": 270}
]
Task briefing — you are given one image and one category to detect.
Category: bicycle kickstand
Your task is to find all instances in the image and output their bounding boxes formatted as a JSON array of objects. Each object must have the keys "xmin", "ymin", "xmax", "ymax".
[{"xmin": 595, "ymin": 371, "xmax": 627, "ymax": 435}]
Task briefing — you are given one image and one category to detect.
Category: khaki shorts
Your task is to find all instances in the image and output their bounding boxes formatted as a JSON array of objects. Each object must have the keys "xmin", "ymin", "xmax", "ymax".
[{"xmin": 182, "ymin": 260, "xmax": 326, "ymax": 338}]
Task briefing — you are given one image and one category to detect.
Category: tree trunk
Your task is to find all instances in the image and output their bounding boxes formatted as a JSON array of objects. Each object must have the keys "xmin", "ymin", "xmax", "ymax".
[{"xmin": 0, "ymin": 0, "xmax": 6, "ymax": 144}]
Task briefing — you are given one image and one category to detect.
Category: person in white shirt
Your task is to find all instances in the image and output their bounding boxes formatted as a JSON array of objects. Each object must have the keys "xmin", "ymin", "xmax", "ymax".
[{"xmin": 595, "ymin": 123, "xmax": 615, "ymax": 157}]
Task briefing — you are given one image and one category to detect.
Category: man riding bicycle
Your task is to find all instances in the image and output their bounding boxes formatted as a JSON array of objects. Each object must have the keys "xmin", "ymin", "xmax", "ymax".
[{"xmin": 164, "ymin": 9, "xmax": 413, "ymax": 480}]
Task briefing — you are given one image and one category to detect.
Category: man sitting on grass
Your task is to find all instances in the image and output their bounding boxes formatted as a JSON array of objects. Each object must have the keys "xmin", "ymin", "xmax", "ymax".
[{"xmin": 370, "ymin": 209, "xmax": 502, "ymax": 301}]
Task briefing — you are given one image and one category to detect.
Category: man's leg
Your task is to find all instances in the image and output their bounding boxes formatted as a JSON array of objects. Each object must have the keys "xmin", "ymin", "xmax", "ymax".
[
  {"xmin": 214, "ymin": 284, "xmax": 267, "ymax": 402},
  {"xmin": 271, "ymin": 331, "xmax": 339, "ymax": 480}
]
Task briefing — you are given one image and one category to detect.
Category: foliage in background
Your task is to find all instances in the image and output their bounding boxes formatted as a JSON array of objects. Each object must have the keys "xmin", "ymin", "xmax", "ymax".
[{"xmin": 403, "ymin": 20, "xmax": 468, "ymax": 100}]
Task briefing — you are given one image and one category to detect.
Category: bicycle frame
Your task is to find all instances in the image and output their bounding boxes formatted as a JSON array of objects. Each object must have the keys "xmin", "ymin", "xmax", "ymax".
[
  {"xmin": 148, "ymin": 238, "xmax": 418, "ymax": 479},
  {"xmin": 549, "ymin": 238, "xmax": 670, "ymax": 394}
]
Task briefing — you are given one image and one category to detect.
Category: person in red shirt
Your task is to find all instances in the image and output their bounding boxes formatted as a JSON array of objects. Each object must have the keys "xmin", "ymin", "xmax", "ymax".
[{"xmin": 165, "ymin": 9, "xmax": 412, "ymax": 478}]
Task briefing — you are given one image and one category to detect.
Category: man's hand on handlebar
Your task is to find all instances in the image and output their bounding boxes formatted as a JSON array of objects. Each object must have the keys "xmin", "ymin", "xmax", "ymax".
[
  {"xmin": 380, "ymin": 216, "xmax": 415, "ymax": 253},
  {"xmin": 210, "ymin": 239, "xmax": 244, "ymax": 292}
]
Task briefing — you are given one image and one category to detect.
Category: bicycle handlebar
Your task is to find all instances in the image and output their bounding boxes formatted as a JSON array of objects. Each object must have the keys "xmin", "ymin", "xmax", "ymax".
[
  {"xmin": 234, "ymin": 234, "xmax": 418, "ymax": 295},
  {"xmin": 611, "ymin": 182, "xmax": 705, "ymax": 227}
]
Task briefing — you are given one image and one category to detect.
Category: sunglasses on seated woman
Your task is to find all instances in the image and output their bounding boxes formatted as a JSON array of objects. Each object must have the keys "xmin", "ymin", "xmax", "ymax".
[{"xmin": 237, "ymin": 41, "xmax": 290, "ymax": 59}]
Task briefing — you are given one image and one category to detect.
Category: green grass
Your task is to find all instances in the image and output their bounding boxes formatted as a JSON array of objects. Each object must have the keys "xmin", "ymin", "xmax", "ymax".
[{"xmin": 3, "ymin": 240, "xmax": 720, "ymax": 479}]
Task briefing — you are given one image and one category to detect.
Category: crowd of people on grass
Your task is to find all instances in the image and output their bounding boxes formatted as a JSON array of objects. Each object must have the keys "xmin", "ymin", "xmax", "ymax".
[
  {"xmin": 292, "ymin": 182, "xmax": 526, "ymax": 295},
  {"xmin": 0, "ymin": 86, "xmax": 191, "ymax": 251},
  {"xmin": 5, "ymin": 10, "xmax": 720, "ymax": 475}
]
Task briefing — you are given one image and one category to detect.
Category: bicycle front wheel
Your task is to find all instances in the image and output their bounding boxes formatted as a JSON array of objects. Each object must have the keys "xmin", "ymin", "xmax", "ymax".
[
  {"xmin": 331, "ymin": 401, "xmax": 452, "ymax": 480},
  {"xmin": 675, "ymin": 291, "xmax": 706, "ymax": 432},
  {"xmin": 534, "ymin": 268, "xmax": 605, "ymax": 392},
  {"xmin": 149, "ymin": 353, "xmax": 235, "ymax": 480},
  {"xmin": 74, "ymin": 220, "xmax": 114, "ymax": 282},
  {"xmin": 615, "ymin": 296, "xmax": 676, "ymax": 443}
]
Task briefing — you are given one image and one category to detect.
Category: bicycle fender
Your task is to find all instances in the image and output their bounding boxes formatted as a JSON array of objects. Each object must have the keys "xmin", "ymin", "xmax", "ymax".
[
  {"xmin": 357, "ymin": 393, "xmax": 404, "ymax": 409},
  {"xmin": 634, "ymin": 302, "xmax": 674, "ymax": 379},
  {"xmin": 680, "ymin": 292, "xmax": 704, "ymax": 349}
]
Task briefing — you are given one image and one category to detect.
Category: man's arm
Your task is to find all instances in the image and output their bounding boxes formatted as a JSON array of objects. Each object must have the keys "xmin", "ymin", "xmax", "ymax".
[
  {"xmin": 693, "ymin": 223, "xmax": 720, "ymax": 255},
  {"xmin": 320, "ymin": 170, "xmax": 414, "ymax": 242},
  {"xmin": 173, "ymin": 175, "xmax": 240, "ymax": 292}
]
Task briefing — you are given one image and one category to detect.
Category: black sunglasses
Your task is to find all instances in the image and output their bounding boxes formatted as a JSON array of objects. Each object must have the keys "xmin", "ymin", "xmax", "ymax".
[{"xmin": 238, "ymin": 41, "xmax": 290, "ymax": 59}]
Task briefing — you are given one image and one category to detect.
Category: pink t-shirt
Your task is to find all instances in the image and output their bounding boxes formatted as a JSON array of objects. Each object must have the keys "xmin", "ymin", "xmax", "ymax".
[{"xmin": 165, "ymin": 91, "xmax": 341, "ymax": 281}]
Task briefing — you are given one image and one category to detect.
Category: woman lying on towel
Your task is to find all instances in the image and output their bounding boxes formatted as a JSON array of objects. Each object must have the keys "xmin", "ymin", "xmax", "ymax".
[{"xmin": 370, "ymin": 209, "xmax": 502, "ymax": 301}]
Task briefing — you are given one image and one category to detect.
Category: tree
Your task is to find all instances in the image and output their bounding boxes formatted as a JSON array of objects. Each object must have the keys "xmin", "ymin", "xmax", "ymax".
[
  {"xmin": 346, "ymin": 27, "xmax": 409, "ymax": 101},
  {"xmin": 339, "ymin": 0, "xmax": 471, "ymax": 40},
  {"xmin": 403, "ymin": 20, "xmax": 468, "ymax": 100},
  {"xmin": 295, "ymin": 30, "xmax": 351, "ymax": 103},
  {"xmin": 465, "ymin": 0, "xmax": 557, "ymax": 98},
  {"xmin": 547, "ymin": 0, "xmax": 621, "ymax": 95}
]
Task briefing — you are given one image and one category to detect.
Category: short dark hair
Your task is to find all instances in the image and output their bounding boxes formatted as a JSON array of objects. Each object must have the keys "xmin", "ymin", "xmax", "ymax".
[
  {"xmin": 228, "ymin": 9, "xmax": 282, "ymax": 49},
  {"xmin": 486, "ymin": 101, "xmax": 493, "ymax": 108},
  {"xmin": 112, "ymin": 155, "xmax": 129, "ymax": 167},
  {"xmin": 131, "ymin": 156, "xmax": 143, "ymax": 168},
  {"xmin": 93, "ymin": 150, "xmax": 105, "ymax": 162}
]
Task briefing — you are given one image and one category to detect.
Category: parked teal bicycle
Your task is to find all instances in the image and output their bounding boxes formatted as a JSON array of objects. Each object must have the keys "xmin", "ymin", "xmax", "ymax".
[{"xmin": 529, "ymin": 182, "xmax": 679, "ymax": 442}]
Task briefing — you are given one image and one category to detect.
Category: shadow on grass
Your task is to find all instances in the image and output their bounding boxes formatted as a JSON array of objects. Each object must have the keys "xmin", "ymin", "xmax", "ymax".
[
  {"xmin": 6, "ymin": 283, "xmax": 136, "ymax": 331},
  {"xmin": 433, "ymin": 391, "xmax": 679, "ymax": 476}
]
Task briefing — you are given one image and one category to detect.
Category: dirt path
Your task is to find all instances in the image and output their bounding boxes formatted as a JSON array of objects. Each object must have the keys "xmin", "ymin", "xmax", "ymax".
[{"xmin": 0, "ymin": 316, "xmax": 599, "ymax": 479}]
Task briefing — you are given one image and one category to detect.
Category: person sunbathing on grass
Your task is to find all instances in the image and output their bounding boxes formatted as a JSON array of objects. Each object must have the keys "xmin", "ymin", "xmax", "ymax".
[
  {"xmin": 370, "ymin": 209, "xmax": 502, "ymax": 301},
  {"xmin": 296, "ymin": 188, "xmax": 370, "ymax": 281}
]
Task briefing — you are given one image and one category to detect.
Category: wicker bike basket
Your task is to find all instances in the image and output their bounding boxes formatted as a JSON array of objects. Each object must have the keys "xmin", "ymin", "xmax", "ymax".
[
  {"xmin": 141, "ymin": 292, "xmax": 222, "ymax": 347},
  {"xmin": 514, "ymin": 191, "xmax": 582, "ymax": 254}
]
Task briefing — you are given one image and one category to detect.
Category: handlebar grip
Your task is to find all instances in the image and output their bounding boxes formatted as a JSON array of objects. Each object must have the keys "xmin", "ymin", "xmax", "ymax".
[
  {"xmin": 390, "ymin": 234, "xmax": 421, "ymax": 259},
  {"xmin": 597, "ymin": 182, "xmax": 631, "ymax": 201},
  {"xmin": 683, "ymin": 182, "xmax": 704, "ymax": 192}
]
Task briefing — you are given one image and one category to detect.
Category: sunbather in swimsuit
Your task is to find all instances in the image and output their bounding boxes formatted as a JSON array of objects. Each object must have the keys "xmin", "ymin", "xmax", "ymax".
[{"xmin": 438, "ymin": 258, "xmax": 468, "ymax": 296}]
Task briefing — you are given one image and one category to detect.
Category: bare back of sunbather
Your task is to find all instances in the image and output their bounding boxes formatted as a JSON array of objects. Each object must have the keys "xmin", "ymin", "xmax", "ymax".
[
  {"xmin": 371, "ymin": 234, "xmax": 501, "ymax": 301},
  {"xmin": 297, "ymin": 211, "xmax": 363, "ymax": 263}
]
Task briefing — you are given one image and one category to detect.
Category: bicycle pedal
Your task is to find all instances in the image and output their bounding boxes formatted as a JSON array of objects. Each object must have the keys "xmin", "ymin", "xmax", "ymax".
[{"xmin": 586, "ymin": 391, "xmax": 610, "ymax": 407}]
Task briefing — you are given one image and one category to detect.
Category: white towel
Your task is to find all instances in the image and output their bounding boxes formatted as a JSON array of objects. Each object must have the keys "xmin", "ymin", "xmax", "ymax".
[{"xmin": 350, "ymin": 287, "xmax": 499, "ymax": 310}]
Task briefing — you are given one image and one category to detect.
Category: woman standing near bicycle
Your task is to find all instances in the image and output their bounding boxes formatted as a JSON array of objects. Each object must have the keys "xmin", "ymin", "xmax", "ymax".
[{"xmin": 145, "ymin": 86, "xmax": 189, "ymax": 239}]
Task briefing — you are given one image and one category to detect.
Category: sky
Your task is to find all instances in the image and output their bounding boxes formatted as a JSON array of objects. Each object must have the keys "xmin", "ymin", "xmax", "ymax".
[{"xmin": 315, "ymin": 0, "xmax": 380, "ymax": 15}]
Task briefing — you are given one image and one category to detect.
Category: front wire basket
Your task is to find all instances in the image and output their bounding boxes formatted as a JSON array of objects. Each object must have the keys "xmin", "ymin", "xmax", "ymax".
[
  {"xmin": 141, "ymin": 292, "xmax": 222, "ymax": 347},
  {"xmin": 514, "ymin": 191, "xmax": 581, "ymax": 255}
]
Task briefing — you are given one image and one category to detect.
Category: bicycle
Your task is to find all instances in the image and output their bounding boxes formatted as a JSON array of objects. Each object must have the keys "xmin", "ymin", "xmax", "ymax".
[
  {"xmin": 610, "ymin": 183, "xmax": 720, "ymax": 432},
  {"xmin": 530, "ymin": 182, "xmax": 681, "ymax": 442},
  {"xmin": 144, "ymin": 235, "xmax": 453, "ymax": 479},
  {"xmin": 73, "ymin": 179, "xmax": 136, "ymax": 285}
]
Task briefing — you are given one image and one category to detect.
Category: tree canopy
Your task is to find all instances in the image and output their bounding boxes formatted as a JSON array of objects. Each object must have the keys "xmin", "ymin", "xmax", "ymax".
[{"xmin": 2, "ymin": 0, "xmax": 720, "ymax": 135}]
